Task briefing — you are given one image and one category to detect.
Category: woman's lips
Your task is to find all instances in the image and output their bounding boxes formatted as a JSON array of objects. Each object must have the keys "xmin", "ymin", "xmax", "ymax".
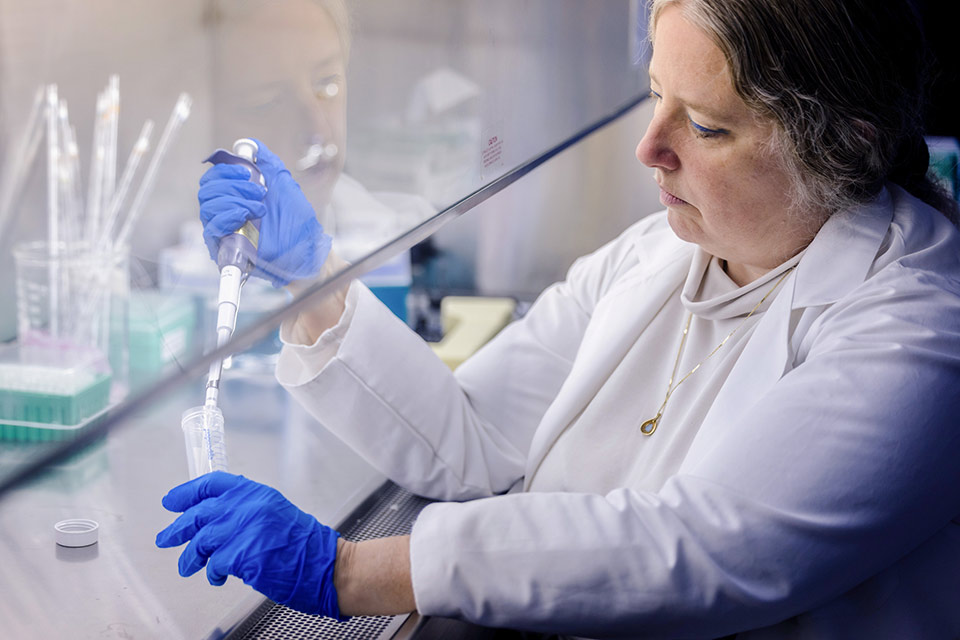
[{"xmin": 659, "ymin": 186, "xmax": 688, "ymax": 206}]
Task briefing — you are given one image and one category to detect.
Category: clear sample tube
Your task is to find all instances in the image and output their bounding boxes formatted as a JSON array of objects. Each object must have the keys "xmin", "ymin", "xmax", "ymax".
[{"xmin": 181, "ymin": 405, "xmax": 228, "ymax": 479}]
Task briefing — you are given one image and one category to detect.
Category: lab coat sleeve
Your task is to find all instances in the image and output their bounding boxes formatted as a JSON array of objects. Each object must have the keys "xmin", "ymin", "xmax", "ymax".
[
  {"xmin": 276, "ymin": 223, "xmax": 647, "ymax": 501},
  {"xmin": 409, "ymin": 265, "xmax": 960, "ymax": 637}
]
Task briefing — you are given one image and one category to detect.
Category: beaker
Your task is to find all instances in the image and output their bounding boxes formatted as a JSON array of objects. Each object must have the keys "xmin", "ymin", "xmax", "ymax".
[
  {"xmin": 13, "ymin": 241, "xmax": 127, "ymax": 374},
  {"xmin": 181, "ymin": 405, "xmax": 229, "ymax": 479}
]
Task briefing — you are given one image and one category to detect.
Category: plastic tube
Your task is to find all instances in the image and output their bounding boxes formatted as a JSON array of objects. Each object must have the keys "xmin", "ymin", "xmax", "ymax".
[
  {"xmin": 0, "ymin": 86, "xmax": 46, "ymax": 239},
  {"xmin": 45, "ymin": 85, "xmax": 60, "ymax": 338},
  {"xmin": 85, "ymin": 92, "xmax": 108, "ymax": 245},
  {"xmin": 115, "ymin": 92, "xmax": 192, "ymax": 248},
  {"xmin": 98, "ymin": 119, "xmax": 154, "ymax": 250},
  {"xmin": 65, "ymin": 126, "xmax": 84, "ymax": 248},
  {"xmin": 181, "ymin": 405, "xmax": 229, "ymax": 478},
  {"xmin": 57, "ymin": 100, "xmax": 82, "ymax": 250},
  {"xmin": 102, "ymin": 75, "xmax": 120, "ymax": 216}
]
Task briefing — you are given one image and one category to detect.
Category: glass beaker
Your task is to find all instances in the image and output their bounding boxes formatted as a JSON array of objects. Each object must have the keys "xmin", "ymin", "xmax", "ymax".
[{"xmin": 13, "ymin": 241, "xmax": 126, "ymax": 373}]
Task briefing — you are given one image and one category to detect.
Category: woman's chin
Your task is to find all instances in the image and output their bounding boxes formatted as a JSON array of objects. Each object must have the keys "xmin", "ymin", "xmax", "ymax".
[{"xmin": 665, "ymin": 207, "xmax": 702, "ymax": 244}]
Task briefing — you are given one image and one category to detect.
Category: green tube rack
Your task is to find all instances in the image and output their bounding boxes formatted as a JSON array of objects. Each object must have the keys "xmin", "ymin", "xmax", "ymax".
[{"xmin": 0, "ymin": 372, "xmax": 112, "ymax": 442}]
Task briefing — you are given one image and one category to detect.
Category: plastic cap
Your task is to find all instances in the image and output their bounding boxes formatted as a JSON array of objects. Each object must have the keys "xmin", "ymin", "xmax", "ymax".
[{"xmin": 55, "ymin": 519, "xmax": 99, "ymax": 548}]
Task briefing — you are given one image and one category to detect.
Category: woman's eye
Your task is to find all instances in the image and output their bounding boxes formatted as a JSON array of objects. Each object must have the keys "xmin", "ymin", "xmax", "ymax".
[
  {"xmin": 689, "ymin": 118, "xmax": 726, "ymax": 139},
  {"xmin": 649, "ymin": 90, "xmax": 662, "ymax": 101},
  {"xmin": 244, "ymin": 89, "xmax": 282, "ymax": 112},
  {"xmin": 313, "ymin": 76, "xmax": 342, "ymax": 101}
]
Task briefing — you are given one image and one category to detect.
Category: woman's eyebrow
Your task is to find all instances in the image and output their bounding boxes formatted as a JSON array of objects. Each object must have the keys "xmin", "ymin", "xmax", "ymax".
[{"xmin": 648, "ymin": 69, "xmax": 736, "ymax": 123}]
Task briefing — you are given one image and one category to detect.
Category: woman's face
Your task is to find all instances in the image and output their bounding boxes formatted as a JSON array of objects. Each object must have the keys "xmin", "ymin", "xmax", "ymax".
[
  {"xmin": 214, "ymin": 0, "xmax": 347, "ymax": 207},
  {"xmin": 635, "ymin": 5, "xmax": 820, "ymax": 285}
]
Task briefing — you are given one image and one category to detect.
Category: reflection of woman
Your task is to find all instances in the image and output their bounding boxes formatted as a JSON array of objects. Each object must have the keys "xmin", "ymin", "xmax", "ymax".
[
  {"xmin": 161, "ymin": 1, "xmax": 960, "ymax": 637},
  {"xmin": 207, "ymin": 0, "xmax": 348, "ymax": 211},
  {"xmin": 205, "ymin": 0, "xmax": 426, "ymax": 276}
]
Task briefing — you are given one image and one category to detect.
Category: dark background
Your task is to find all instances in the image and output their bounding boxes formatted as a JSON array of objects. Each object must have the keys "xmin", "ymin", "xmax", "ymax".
[{"xmin": 914, "ymin": 0, "xmax": 960, "ymax": 140}]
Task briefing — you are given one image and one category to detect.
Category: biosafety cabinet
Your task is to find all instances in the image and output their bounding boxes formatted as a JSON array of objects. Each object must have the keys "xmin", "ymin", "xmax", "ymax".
[{"xmin": 0, "ymin": 1, "xmax": 651, "ymax": 637}]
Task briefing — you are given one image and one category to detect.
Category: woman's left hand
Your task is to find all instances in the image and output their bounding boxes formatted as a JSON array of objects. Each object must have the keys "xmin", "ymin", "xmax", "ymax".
[{"xmin": 156, "ymin": 471, "xmax": 346, "ymax": 620}]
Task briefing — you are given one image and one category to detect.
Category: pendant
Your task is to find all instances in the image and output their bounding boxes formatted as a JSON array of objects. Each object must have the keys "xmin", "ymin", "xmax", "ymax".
[{"xmin": 640, "ymin": 414, "xmax": 660, "ymax": 436}]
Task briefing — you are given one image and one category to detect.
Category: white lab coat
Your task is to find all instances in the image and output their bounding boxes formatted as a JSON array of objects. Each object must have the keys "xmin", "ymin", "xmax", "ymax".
[{"xmin": 276, "ymin": 185, "xmax": 960, "ymax": 639}]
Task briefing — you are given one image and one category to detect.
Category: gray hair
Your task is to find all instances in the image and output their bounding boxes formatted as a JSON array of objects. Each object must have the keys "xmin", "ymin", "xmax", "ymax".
[{"xmin": 649, "ymin": 0, "xmax": 958, "ymax": 223}]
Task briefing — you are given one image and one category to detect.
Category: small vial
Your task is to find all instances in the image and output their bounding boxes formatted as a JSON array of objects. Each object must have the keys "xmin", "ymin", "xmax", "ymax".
[{"xmin": 181, "ymin": 405, "xmax": 229, "ymax": 479}]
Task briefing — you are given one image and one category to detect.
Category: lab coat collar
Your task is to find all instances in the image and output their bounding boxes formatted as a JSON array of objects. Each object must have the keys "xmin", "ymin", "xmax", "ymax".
[{"xmin": 792, "ymin": 187, "xmax": 893, "ymax": 309}]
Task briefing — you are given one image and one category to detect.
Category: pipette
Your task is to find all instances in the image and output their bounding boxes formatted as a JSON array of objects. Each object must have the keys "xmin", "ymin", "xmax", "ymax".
[
  {"xmin": 98, "ymin": 119, "xmax": 154, "ymax": 250},
  {"xmin": 202, "ymin": 138, "xmax": 265, "ymax": 409},
  {"xmin": 86, "ymin": 92, "xmax": 108, "ymax": 245},
  {"xmin": 115, "ymin": 92, "xmax": 192, "ymax": 249},
  {"xmin": 45, "ymin": 85, "xmax": 61, "ymax": 338},
  {"xmin": 102, "ymin": 76, "xmax": 120, "ymax": 216},
  {"xmin": 0, "ymin": 86, "xmax": 45, "ymax": 238}
]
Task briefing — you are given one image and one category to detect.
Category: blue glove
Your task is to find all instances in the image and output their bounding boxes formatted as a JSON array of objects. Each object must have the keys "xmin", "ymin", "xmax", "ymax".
[
  {"xmin": 155, "ymin": 471, "xmax": 346, "ymax": 619},
  {"xmin": 198, "ymin": 139, "xmax": 332, "ymax": 287}
]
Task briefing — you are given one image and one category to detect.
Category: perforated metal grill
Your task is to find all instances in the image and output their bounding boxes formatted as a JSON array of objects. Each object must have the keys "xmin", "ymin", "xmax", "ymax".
[
  {"xmin": 233, "ymin": 604, "xmax": 401, "ymax": 640},
  {"xmin": 228, "ymin": 481, "xmax": 434, "ymax": 640}
]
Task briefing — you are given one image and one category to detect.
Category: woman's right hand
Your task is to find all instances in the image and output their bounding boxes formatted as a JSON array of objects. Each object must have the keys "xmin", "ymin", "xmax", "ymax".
[{"xmin": 198, "ymin": 139, "xmax": 332, "ymax": 288}]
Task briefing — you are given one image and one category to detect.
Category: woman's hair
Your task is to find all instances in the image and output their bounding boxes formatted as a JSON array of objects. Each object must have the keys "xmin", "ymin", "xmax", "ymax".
[
  {"xmin": 649, "ymin": 0, "xmax": 958, "ymax": 223},
  {"xmin": 205, "ymin": 0, "xmax": 351, "ymax": 62}
]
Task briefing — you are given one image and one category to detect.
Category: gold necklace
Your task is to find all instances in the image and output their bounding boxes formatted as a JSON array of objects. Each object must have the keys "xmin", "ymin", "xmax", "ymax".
[{"xmin": 639, "ymin": 266, "xmax": 795, "ymax": 436}]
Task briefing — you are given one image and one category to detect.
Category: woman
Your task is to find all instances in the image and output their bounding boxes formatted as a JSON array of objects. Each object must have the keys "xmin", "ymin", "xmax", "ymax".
[{"xmin": 159, "ymin": 0, "xmax": 960, "ymax": 637}]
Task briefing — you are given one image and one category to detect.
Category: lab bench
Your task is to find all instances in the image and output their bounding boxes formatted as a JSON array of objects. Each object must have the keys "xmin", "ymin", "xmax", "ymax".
[
  {"xmin": 0, "ymin": 377, "xmax": 387, "ymax": 638},
  {"xmin": 0, "ymin": 373, "xmax": 546, "ymax": 639}
]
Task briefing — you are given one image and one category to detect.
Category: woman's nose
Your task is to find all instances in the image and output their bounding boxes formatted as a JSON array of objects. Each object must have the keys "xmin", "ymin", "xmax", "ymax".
[{"xmin": 635, "ymin": 115, "xmax": 679, "ymax": 171}]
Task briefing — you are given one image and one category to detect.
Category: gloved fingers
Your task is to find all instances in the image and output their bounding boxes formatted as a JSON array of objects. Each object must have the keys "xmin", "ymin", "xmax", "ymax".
[
  {"xmin": 247, "ymin": 138, "xmax": 288, "ymax": 181},
  {"xmin": 177, "ymin": 538, "xmax": 208, "ymax": 577},
  {"xmin": 202, "ymin": 213, "xmax": 266, "ymax": 262},
  {"xmin": 202, "ymin": 210, "xmax": 263, "ymax": 262},
  {"xmin": 253, "ymin": 222, "xmax": 331, "ymax": 287},
  {"xmin": 199, "ymin": 196, "xmax": 266, "ymax": 226},
  {"xmin": 202, "ymin": 229, "xmax": 221, "ymax": 262},
  {"xmin": 200, "ymin": 209, "xmax": 265, "ymax": 249},
  {"xmin": 198, "ymin": 178, "xmax": 266, "ymax": 205},
  {"xmin": 205, "ymin": 550, "xmax": 231, "ymax": 586},
  {"xmin": 177, "ymin": 519, "xmax": 234, "ymax": 577},
  {"xmin": 155, "ymin": 497, "xmax": 227, "ymax": 548},
  {"xmin": 199, "ymin": 163, "xmax": 252, "ymax": 186},
  {"xmin": 161, "ymin": 470, "xmax": 245, "ymax": 512}
]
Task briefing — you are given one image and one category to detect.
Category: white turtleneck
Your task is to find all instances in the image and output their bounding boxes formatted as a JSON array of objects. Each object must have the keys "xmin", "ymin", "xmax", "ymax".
[{"xmin": 527, "ymin": 247, "xmax": 803, "ymax": 494}]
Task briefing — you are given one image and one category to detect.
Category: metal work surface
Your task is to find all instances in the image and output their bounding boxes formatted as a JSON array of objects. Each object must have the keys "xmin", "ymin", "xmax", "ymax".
[
  {"xmin": 230, "ymin": 601, "xmax": 408, "ymax": 640},
  {"xmin": 0, "ymin": 378, "xmax": 385, "ymax": 639},
  {"xmin": 229, "ymin": 482, "xmax": 434, "ymax": 640}
]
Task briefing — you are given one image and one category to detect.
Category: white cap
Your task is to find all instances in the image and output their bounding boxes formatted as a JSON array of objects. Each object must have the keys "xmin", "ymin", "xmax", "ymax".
[{"xmin": 55, "ymin": 519, "xmax": 99, "ymax": 548}]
